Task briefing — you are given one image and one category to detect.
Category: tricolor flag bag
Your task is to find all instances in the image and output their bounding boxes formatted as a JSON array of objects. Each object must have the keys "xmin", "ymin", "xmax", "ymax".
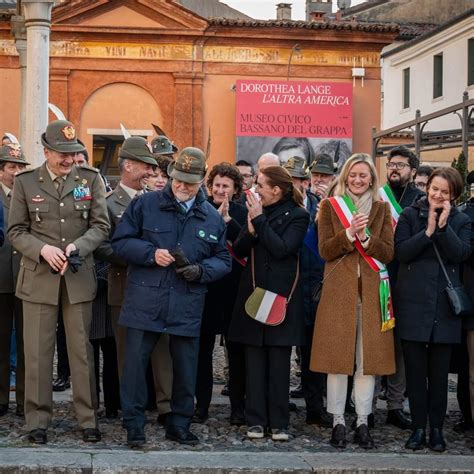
[{"xmin": 245, "ymin": 249, "xmax": 299, "ymax": 326}]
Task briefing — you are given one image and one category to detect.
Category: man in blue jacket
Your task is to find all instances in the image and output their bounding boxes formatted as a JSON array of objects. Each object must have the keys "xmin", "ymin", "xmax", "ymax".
[{"xmin": 112, "ymin": 147, "xmax": 231, "ymax": 447}]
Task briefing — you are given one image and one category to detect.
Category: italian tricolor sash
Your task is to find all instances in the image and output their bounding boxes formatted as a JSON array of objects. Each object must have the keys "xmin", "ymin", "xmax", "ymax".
[
  {"xmin": 379, "ymin": 184, "xmax": 403, "ymax": 229},
  {"xmin": 328, "ymin": 195, "xmax": 395, "ymax": 332}
]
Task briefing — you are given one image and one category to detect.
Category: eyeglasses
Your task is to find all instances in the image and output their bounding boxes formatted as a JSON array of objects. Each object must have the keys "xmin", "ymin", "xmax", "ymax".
[
  {"xmin": 386, "ymin": 162, "xmax": 411, "ymax": 170},
  {"xmin": 415, "ymin": 182, "xmax": 427, "ymax": 190},
  {"xmin": 241, "ymin": 174, "xmax": 254, "ymax": 179}
]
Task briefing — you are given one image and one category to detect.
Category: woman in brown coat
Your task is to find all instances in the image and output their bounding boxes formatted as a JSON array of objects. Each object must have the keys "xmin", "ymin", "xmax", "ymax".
[{"xmin": 310, "ymin": 153, "xmax": 395, "ymax": 449}]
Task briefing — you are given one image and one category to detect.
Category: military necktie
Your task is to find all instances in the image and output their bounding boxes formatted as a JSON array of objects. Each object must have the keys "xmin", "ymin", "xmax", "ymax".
[{"xmin": 55, "ymin": 177, "xmax": 64, "ymax": 196}]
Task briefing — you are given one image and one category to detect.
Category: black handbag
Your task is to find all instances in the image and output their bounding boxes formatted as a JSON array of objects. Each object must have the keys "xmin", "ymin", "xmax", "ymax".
[{"xmin": 433, "ymin": 242, "xmax": 473, "ymax": 318}]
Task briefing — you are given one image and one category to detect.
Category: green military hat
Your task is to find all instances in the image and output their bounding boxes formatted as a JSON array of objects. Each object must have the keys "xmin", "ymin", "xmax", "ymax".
[
  {"xmin": 310, "ymin": 153, "xmax": 336, "ymax": 175},
  {"xmin": 168, "ymin": 147, "xmax": 207, "ymax": 184},
  {"xmin": 119, "ymin": 137, "xmax": 158, "ymax": 166},
  {"xmin": 283, "ymin": 156, "xmax": 310, "ymax": 179},
  {"xmin": 0, "ymin": 143, "xmax": 30, "ymax": 165},
  {"xmin": 41, "ymin": 120, "xmax": 86, "ymax": 154},
  {"xmin": 151, "ymin": 135, "xmax": 178, "ymax": 156}
]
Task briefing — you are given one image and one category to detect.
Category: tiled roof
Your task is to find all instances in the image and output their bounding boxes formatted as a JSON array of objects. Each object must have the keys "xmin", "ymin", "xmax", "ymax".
[
  {"xmin": 208, "ymin": 18, "xmax": 399, "ymax": 34},
  {"xmin": 397, "ymin": 22, "xmax": 438, "ymax": 40},
  {"xmin": 175, "ymin": 0, "xmax": 252, "ymax": 20}
]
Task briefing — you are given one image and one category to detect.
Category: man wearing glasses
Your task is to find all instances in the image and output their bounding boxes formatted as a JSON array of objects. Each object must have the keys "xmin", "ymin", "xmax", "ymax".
[{"xmin": 378, "ymin": 145, "xmax": 424, "ymax": 431}]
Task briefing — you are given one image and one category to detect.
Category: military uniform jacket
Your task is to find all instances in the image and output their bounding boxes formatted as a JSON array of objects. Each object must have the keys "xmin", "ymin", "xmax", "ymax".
[
  {"xmin": 0, "ymin": 187, "xmax": 20, "ymax": 293},
  {"xmin": 7, "ymin": 163, "xmax": 110, "ymax": 305},
  {"xmin": 111, "ymin": 185, "xmax": 232, "ymax": 337},
  {"xmin": 94, "ymin": 184, "xmax": 131, "ymax": 307}
]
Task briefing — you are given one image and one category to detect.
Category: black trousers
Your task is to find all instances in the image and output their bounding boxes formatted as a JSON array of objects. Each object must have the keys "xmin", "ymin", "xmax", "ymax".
[
  {"xmin": 91, "ymin": 337, "xmax": 120, "ymax": 412},
  {"xmin": 195, "ymin": 333, "xmax": 215, "ymax": 416},
  {"xmin": 227, "ymin": 339, "xmax": 246, "ymax": 417},
  {"xmin": 402, "ymin": 339, "xmax": 452, "ymax": 430},
  {"xmin": 245, "ymin": 345, "xmax": 292, "ymax": 429},
  {"xmin": 121, "ymin": 328, "xmax": 199, "ymax": 430},
  {"xmin": 0, "ymin": 293, "xmax": 24, "ymax": 408},
  {"xmin": 301, "ymin": 324, "xmax": 326, "ymax": 415},
  {"xmin": 56, "ymin": 308, "xmax": 70, "ymax": 378}
]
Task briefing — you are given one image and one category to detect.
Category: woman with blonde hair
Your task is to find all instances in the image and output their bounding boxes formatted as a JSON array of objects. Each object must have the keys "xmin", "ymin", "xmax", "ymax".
[{"xmin": 310, "ymin": 153, "xmax": 396, "ymax": 449}]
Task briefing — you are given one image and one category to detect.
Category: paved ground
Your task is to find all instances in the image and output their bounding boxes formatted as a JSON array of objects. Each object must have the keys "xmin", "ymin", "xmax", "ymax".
[{"xmin": 1, "ymin": 345, "xmax": 473, "ymax": 472}]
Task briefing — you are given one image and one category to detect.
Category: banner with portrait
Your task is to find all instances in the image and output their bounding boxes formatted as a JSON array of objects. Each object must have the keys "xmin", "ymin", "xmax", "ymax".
[{"xmin": 235, "ymin": 80, "xmax": 353, "ymax": 171}]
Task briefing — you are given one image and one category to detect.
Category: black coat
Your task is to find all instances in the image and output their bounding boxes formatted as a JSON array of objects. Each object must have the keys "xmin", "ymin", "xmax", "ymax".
[
  {"xmin": 386, "ymin": 182, "xmax": 425, "ymax": 285},
  {"xmin": 394, "ymin": 198, "xmax": 471, "ymax": 344},
  {"xmin": 459, "ymin": 198, "xmax": 474, "ymax": 330},
  {"xmin": 200, "ymin": 199, "xmax": 248, "ymax": 335},
  {"xmin": 300, "ymin": 192, "xmax": 324, "ymax": 326},
  {"xmin": 227, "ymin": 197, "xmax": 309, "ymax": 347}
]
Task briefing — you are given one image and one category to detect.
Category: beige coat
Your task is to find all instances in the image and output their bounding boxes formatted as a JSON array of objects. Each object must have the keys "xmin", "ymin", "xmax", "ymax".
[
  {"xmin": 7, "ymin": 163, "xmax": 110, "ymax": 305},
  {"xmin": 310, "ymin": 198, "xmax": 396, "ymax": 376}
]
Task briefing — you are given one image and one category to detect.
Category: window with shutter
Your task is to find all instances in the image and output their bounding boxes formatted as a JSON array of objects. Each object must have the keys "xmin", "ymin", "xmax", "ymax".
[
  {"xmin": 403, "ymin": 68, "xmax": 410, "ymax": 109},
  {"xmin": 433, "ymin": 53, "xmax": 443, "ymax": 99},
  {"xmin": 468, "ymin": 39, "xmax": 474, "ymax": 86}
]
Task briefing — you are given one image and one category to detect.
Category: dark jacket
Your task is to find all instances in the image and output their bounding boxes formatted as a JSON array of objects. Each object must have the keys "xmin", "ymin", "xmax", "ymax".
[
  {"xmin": 300, "ymin": 192, "xmax": 324, "ymax": 326},
  {"xmin": 386, "ymin": 182, "xmax": 425, "ymax": 285},
  {"xmin": 394, "ymin": 197, "xmax": 471, "ymax": 344},
  {"xmin": 459, "ymin": 198, "xmax": 474, "ymax": 330},
  {"xmin": 200, "ymin": 198, "xmax": 248, "ymax": 335},
  {"xmin": 0, "ymin": 187, "xmax": 19, "ymax": 293},
  {"xmin": 111, "ymin": 184, "xmax": 232, "ymax": 337},
  {"xmin": 227, "ymin": 196, "xmax": 309, "ymax": 347}
]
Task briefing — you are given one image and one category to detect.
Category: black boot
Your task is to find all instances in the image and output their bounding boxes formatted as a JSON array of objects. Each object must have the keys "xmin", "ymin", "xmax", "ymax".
[
  {"xmin": 405, "ymin": 428, "xmax": 426, "ymax": 450},
  {"xmin": 429, "ymin": 428, "xmax": 446, "ymax": 452}
]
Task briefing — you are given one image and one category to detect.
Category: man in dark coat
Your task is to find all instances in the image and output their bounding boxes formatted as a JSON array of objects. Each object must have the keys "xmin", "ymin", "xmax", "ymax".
[
  {"xmin": 111, "ymin": 147, "xmax": 231, "ymax": 448},
  {"xmin": 379, "ymin": 146, "xmax": 424, "ymax": 430},
  {"xmin": 283, "ymin": 156, "xmax": 331, "ymax": 427}
]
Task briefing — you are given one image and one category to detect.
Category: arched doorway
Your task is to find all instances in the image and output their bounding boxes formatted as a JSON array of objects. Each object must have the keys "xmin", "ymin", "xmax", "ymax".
[{"xmin": 79, "ymin": 82, "xmax": 163, "ymax": 179}]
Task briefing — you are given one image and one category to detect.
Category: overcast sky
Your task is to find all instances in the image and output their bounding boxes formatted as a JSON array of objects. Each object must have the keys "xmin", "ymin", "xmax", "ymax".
[{"xmin": 224, "ymin": 0, "xmax": 367, "ymax": 20}]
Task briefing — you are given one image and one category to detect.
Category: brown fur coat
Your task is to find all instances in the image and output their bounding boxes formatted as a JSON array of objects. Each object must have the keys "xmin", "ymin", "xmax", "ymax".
[{"xmin": 310, "ymin": 198, "xmax": 396, "ymax": 376}]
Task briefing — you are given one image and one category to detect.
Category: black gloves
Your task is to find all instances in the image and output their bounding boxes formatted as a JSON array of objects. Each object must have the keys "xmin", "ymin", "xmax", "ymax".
[
  {"xmin": 51, "ymin": 249, "xmax": 84, "ymax": 274},
  {"xmin": 170, "ymin": 248, "xmax": 190, "ymax": 269},
  {"xmin": 176, "ymin": 264, "xmax": 203, "ymax": 282},
  {"xmin": 171, "ymin": 248, "xmax": 202, "ymax": 282}
]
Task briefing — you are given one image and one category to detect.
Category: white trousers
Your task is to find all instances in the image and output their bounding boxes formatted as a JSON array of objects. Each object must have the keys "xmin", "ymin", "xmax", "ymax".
[{"xmin": 327, "ymin": 302, "xmax": 375, "ymax": 416}]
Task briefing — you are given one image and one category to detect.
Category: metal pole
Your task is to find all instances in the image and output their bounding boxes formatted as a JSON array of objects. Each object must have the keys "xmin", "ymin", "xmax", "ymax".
[
  {"xmin": 414, "ymin": 110, "xmax": 421, "ymax": 159},
  {"xmin": 371, "ymin": 126, "xmax": 377, "ymax": 160},
  {"xmin": 462, "ymin": 91, "xmax": 469, "ymax": 160}
]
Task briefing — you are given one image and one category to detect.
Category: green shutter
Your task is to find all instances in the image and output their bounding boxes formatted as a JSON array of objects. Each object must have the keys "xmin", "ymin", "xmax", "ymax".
[
  {"xmin": 403, "ymin": 68, "xmax": 410, "ymax": 109},
  {"xmin": 468, "ymin": 39, "xmax": 474, "ymax": 86},
  {"xmin": 433, "ymin": 54, "xmax": 443, "ymax": 99}
]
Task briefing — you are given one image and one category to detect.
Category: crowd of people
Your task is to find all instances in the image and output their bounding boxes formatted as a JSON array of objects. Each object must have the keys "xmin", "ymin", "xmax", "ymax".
[{"xmin": 0, "ymin": 120, "xmax": 473, "ymax": 453}]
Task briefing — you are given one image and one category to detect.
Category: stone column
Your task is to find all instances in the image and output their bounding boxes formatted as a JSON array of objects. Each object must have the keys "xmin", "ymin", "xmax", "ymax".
[
  {"xmin": 22, "ymin": 0, "xmax": 55, "ymax": 166},
  {"xmin": 11, "ymin": 14, "xmax": 27, "ymax": 145}
]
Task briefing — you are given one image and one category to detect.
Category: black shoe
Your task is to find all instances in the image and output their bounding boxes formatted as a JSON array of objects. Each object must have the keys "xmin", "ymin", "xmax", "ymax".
[
  {"xmin": 429, "ymin": 428, "xmax": 446, "ymax": 452},
  {"xmin": 28, "ymin": 429, "xmax": 47, "ymax": 444},
  {"xmin": 350, "ymin": 414, "xmax": 375, "ymax": 430},
  {"xmin": 52, "ymin": 376, "xmax": 70, "ymax": 392},
  {"xmin": 329, "ymin": 424, "xmax": 347, "ymax": 448},
  {"xmin": 127, "ymin": 427, "xmax": 146, "ymax": 448},
  {"xmin": 192, "ymin": 410, "xmax": 208, "ymax": 424},
  {"xmin": 306, "ymin": 410, "xmax": 332, "ymax": 428},
  {"xmin": 166, "ymin": 425, "xmax": 199, "ymax": 446},
  {"xmin": 386, "ymin": 409, "xmax": 412, "ymax": 430},
  {"xmin": 405, "ymin": 428, "xmax": 426, "ymax": 450},
  {"xmin": 105, "ymin": 408, "xmax": 118, "ymax": 419},
  {"xmin": 290, "ymin": 384, "xmax": 304, "ymax": 399},
  {"xmin": 15, "ymin": 406, "xmax": 24, "ymax": 418},
  {"xmin": 157, "ymin": 413, "xmax": 168, "ymax": 426},
  {"xmin": 83, "ymin": 428, "xmax": 102, "ymax": 443},
  {"xmin": 354, "ymin": 424, "xmax": 374, "ymax": 449},
  {"xmin": 221, "ymin": 384, "xmax": 229, "ymax": 396},
  {"xmin": 0, "ymin": 404, "xmax": 8, "ymax": 416},
  {"xmin": 229, "ymin": 412, "xmax": 246, "ymax": 426}
]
